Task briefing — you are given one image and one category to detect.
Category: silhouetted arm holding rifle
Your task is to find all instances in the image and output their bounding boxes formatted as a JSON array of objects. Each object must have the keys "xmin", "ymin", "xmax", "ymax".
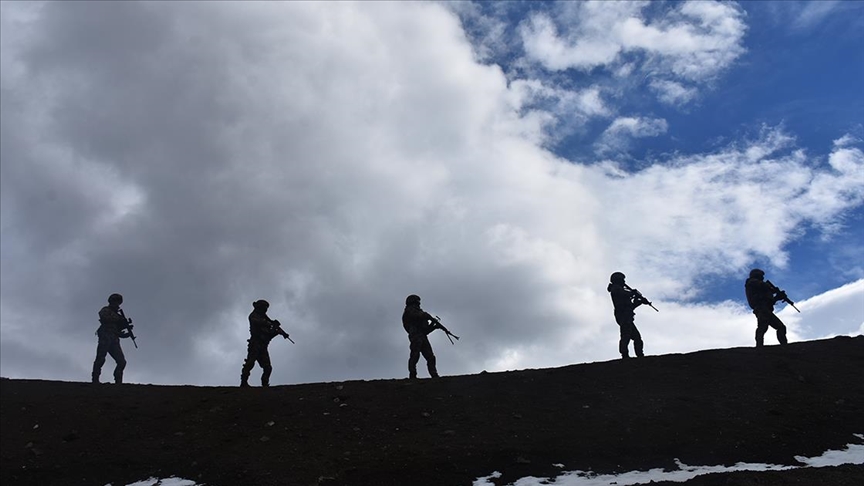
[
  {"xmin": 623, "ymin": 284, "xmax": 659, "ymax": 312},
  {"xmin": 430, "ymin": 316, "xmax": 460, "ymax": 345},
  {"xmin": 766, "ymin": 280, "xmax": 800, "ymax": 313},
  {"xmin": 117, "ymin": 309, "xmax": 138, "ymax": 348},
  {"xmin": 271, "ymin": 319, "xmax": 295, "ymax": 344}
]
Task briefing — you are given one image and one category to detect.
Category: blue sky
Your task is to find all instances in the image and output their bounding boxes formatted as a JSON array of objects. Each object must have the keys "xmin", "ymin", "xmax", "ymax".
[
  {"xmin": 454, "ymin": 0, "xmax": 864, "ymax": 303},
  {"xmin": 1, "ymin": 1, "xmax": 862, "ymax": 386}
]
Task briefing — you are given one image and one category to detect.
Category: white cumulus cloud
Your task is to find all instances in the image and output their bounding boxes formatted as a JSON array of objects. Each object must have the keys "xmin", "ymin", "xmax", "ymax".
[{"xmin": 520, "ymin": 0, "xmax": 747, "ymax": 83}]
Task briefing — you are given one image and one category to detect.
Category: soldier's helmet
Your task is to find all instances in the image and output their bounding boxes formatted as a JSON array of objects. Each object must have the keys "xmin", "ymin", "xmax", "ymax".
[
  {"xmin": 252, "ymin": 299, "xmax": 270, "ymax": 310},
  {"xmin": 610, "ymin": 272, "xmax": 626, "ymax": 284},
  {"xmin": 749, "ymin": 268, "xmax": 765, "ymax": 279},
  {"xmin": 108, "ymin": 293, "xmax": 123, "ymax": 304},
  {"xmin": 405, "ymin": 294, "xmax": 421, "ymax": 306}
]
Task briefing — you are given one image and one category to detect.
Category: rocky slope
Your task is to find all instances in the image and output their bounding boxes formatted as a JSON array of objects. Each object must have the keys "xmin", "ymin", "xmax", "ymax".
[{"xmin": 2, "ymin": 336, "xmax": 863, "ymax": 486}]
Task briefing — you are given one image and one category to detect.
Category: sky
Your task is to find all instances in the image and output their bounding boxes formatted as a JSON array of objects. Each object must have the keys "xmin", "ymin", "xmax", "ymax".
[{"xmin": 1, "ymin": 1, "xmax": 863, "ymax": 387}]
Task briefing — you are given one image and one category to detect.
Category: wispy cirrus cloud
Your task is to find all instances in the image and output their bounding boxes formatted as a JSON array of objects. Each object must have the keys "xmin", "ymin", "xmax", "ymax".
[
  {"xmin": 595, "ymin": 116, "xmax": 669, "ymax": 155},
  {"xmin": 791, "ymin": 1, "xmax": 844, "ymax": 31}
]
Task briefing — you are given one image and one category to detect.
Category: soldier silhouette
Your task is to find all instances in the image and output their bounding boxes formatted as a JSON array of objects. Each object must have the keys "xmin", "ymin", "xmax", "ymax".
[
  {"xmin": 402, "ymin": 294, "xmax": 440, "ymax": 379},
  {"xmin": 744, "ymin": 269, "xmax": 789, "ymax": 347},
  {"xmin": 92, "ymin": 293, "xmax": 134, "ymax": 384},
  {"xmin": 240, "ymin": 300, "xmax": 291, "ymax": 387},
  {"xmin": 607, "ymin": 272, "xmax": 651, "ymax": 359}
]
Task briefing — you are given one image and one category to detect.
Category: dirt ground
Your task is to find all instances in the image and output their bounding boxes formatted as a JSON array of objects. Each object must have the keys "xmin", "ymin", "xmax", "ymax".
[{"xmin": 2, "ymin": 336, "xmax": 863, "ymax": 486}]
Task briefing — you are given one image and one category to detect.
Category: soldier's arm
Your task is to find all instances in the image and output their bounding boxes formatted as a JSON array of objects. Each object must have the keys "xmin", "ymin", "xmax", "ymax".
[
  {"xmin": 757, "ymin": 282, "xmax": 776, "ymax": 304},
  {"xmin": 610, "ymin": 287, "xmax": 632, "ymax": 311},
  {"xmin": 424, "ymin": 312, "xmax": 440, "ymax": 334},
  {"xmin": 98, "ymin": 307, "xmax": 126, "ymax": 326},
  {"xmin": 249, "ymin": 313, "xmax": 273, "ymax": 335},
  {"xmin": 271, "ymin": 319, "xmax": 289, "ymax": 337},
  {"xmin": 773, "ymin": 290, "xmax": 788, "ymax": 304}
]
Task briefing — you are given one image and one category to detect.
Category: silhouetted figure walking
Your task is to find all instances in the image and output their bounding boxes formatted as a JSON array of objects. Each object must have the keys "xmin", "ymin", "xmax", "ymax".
[
  {"xmin": 92, "ymin": 293, "xmax": 134, "ymax": 384},
  {"xmin": 240, "ymin": 300, "xmax": 291, "ymax": 387},
  {"xmin": 744, "ymin": 269, "xmax": 788, "ymax": 347},
  {"xmin": 402, "ymin": 294, "xmax": 440, "ymax": 379},
  {"xmin": 607, "ymin": 272, "xmax": 650, "ymax": 359}
]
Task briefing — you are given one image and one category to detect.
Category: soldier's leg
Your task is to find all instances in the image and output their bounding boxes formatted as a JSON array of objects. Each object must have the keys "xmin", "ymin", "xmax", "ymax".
[
  {"xmin": 91, "ymin": 335, "xmax": 110, "ymax": 383},
  {"xmin": 631, "ymin": 324, "xmax": 644, "ymax": 357},
  {"xmin": 618, "ymin": 323, "xmax": 631, "ymax": 358},
  {"xmin": 258, "ymin": 346, "xmax": 273, "ymax": 387},
  {"xmin": 107, "ymin": 340, "xmax": 127, "ymax": 384},
  {"xmin": 420, "ymin": 337, "xmax": 438, "ymax": 378},
  {"xmin": 754, "ymin": 312, "xmax": 769, "ymax": 347},
  {"xmin": 408, "ymin": 337, "xmax": 422, "ymax": 379},
  {"xmin": 768, "ymin": 313, "xmax": 788, "ymax": 345},
  {"xmin": 240, "ymin": 340, "xmax": 257, "ymax": 386}
]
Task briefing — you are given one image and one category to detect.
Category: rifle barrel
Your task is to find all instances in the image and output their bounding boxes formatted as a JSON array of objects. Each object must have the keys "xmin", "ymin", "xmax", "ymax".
[
  {"xmin": 766, "ymin": 280, "xmax": 800, "ymax": 313},
  {"xmin": 624, "ymin": 285, "xmax": 659, "ymax": 312},
  {"xmin": 434, "ymin": 316, "xmax": 459, "ymax": 344},
  {"xmin": 119, "ymin": 309, "xmax": 138, "ymax": 349}
]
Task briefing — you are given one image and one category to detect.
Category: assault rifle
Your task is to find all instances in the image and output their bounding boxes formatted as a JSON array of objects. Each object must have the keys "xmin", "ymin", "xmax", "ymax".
[
  {"xmin": 272, "ymin": 319, "xmax": 295, "ymax": 344},
  {"xmin": 118, "ymin": 309, "xmax": 138, "ymax": 349},
  {"xmin": 431, "ymin": 316, "xmax": 460, "ymax": 345},
  {"xmin": 766, "ymin": 280, "xmax": 801, "ymax": 313},
  {"xmin": 624, "ymin": 284, "xmax": 659, "ymax": 312}
]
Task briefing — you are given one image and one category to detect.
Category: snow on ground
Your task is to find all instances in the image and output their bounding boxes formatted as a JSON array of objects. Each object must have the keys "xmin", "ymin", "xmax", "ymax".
[
  {"xmin": 473, "ymin": 434, "xmax": 864, "ymax": 486},
  {"xmin": 118, "ymin": 434, "xmax": 864, "ymax": 486}
]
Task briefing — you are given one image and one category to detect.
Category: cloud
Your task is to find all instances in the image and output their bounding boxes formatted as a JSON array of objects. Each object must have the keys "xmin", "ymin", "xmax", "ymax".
[
  {"xmin": 450, "ymin": 1, "xmax": 747, "ymax": 147},
  {"xmin": 595, "ymin": 116, "xmax": 668, "ymax": 155},
  {"xmin": 791, "ymin": 1, "xmax": 843, "ymax": 31},
  {"xmin": 762, "ymin": 1, "xmax": 863, "ymax": 34},
  {"xmin": 592, "ymin": 129, "xmax": 864, "ymax": 284},
  {"xmin": 649, "ymin": 79, "xmax": 700, "ymax": 106},
  {"xmin": 504, "ymin": 80, "xmax": 611, "ymax": 145},
  {"xmin": 781, "ymin": 279, "xmax": 864, "ymax": 339},
  {"xmin": 1, "ymin": 2, "xmax": 862, "ymax": 386},
  {"xmin": 519, "ymin": 1, "xmax": 747, "ymax": 82},
  {"xmin": 834, "ymin": 134, "xmax": 862, "ymax": 149}
]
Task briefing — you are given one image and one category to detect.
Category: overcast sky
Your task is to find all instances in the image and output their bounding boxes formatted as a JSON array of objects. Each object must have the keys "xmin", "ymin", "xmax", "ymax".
[{"xmin": 2, "ymin": 1, "xmax": 862, "ymax": 386}]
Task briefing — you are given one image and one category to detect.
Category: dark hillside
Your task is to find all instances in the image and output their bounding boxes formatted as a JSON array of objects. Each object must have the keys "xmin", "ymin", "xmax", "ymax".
[{"xmin": 2, "ymin": 336, "xmax": 863, "ymax": 486}]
